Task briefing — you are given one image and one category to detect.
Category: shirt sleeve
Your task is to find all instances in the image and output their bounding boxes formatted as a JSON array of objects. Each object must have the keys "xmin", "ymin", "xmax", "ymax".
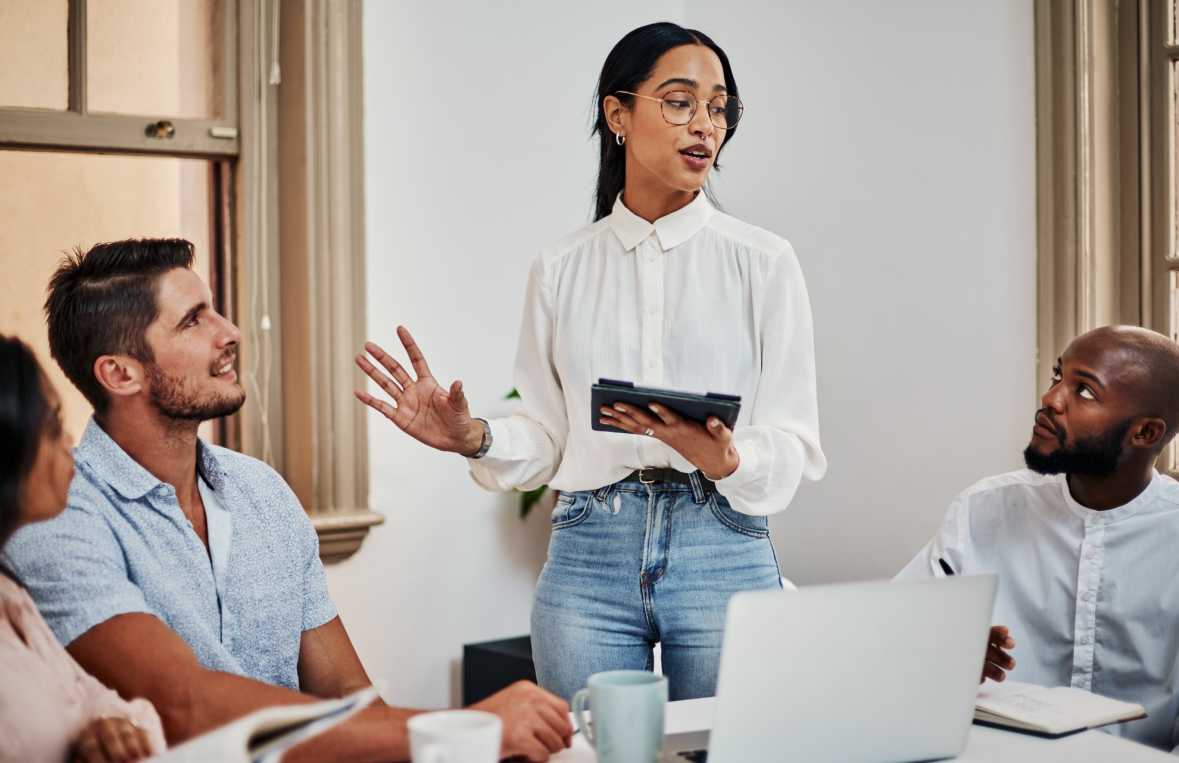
[
  {"xmin": 467, "ymin": 255, "xmax": 567, "ymax": 491},
  {"xmin": 896, "ymin": 492, "xmax": 971, "ymax": 579},
  {"xmin": 713, "ymin": 244, "xmax": 828, "ymax": 516},
  {"xmin": 76, "ymin": 663, "xmax": 168, "ymax": 754},
  {"xmin": 3, "ymin": 506, "xmax": 153, "ymax": 647},
  {"xmin": 261, "ymin": 469, "xmax": 339, "ymax": 633},
  {"xmin": 300, "ymin": 515, "xmax": 337, "ymax": 632}
]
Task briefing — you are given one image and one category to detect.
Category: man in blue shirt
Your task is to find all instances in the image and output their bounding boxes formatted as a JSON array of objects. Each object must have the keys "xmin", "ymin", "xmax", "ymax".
[{"xmin": 5, "ymin": 239, "xmax": 571, "ymax": 762}]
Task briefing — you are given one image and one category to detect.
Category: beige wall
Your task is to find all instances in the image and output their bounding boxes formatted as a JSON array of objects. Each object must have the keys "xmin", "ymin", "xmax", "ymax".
[
  {"xmin": 0, "ymin": 0, "xmax": 222, "ymax": 440},
  {"xmin": 0, "ymin": 151, "xmax": 212, "ymax": 442}
]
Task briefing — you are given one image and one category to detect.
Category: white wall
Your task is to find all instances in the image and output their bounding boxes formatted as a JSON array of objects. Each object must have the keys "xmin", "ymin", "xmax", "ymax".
[
  {"xmin": 332, "ymin": 0, "xmax": 1037, "ymax": 708},
  {"xmin": 693, "ymin": 1, "xmax": 1038, "ymax": 583},
  {"xmin": 332, "ymin": 0, "xmax": 685, "ymax": 709}
]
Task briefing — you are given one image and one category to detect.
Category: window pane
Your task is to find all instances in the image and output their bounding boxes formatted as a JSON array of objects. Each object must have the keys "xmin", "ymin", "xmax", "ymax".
[
  {"xmin": 0, "ymin": 150, "xmax": 218, "ymax": 443},
  {"xmin": 87, "ymin": 0, "xmax": 225, "ymax": 118},
  {"xmin": 0, "ymin": 0, "xmax": 68, "ymax": 110}
]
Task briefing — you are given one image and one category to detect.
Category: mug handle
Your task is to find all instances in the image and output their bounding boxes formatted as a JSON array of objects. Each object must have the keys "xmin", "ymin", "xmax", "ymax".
[
  {"xmin": 571, "ymin": 688, "xmax": 594, "ymax": 748},
  {"xmin": 418, "ymin": 743, "xmax": 447, "ymax": 763}
]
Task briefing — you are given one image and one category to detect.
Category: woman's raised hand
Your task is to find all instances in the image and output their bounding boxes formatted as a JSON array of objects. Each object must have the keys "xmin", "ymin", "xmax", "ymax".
[{"xmin": 355, "ymin": 326, "xmax": 485, "ymax": 455}]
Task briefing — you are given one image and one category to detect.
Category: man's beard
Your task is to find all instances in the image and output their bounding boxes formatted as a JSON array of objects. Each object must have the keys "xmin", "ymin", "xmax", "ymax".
[
  {"xmin": 1023, "ymin": 416, "xmax": 1134, "ymax": 477},
  {"xmin": 144, "ymin": 361, "xmax": 245, "ymax": 422}
]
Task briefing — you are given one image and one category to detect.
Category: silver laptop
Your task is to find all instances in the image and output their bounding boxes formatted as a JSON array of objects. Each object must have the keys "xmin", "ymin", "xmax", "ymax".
[{"xmin": 667, "ymin": 575, "xmax": 997, "ymax": 763}]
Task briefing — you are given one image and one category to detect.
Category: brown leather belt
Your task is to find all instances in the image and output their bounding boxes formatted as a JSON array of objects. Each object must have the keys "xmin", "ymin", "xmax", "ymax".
[{"xmin": 623, "ymin": 468, "xmax": 716, "ymax": 496}]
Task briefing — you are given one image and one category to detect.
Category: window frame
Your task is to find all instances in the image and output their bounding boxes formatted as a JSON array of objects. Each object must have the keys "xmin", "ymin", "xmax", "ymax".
[
  {"xmin": 0, "ymin": 0, "xmax": 379, "ymax": 558},
  {"xmin": 0, "ymin": 0, "xmax": 241, "ymax": 158},
  {"xmin": 1149, "ymin": 0, "xmax": 1179, "ymax": 472},
  {"xmin": 1036, "ymin": 0, "xmax": 1178, "ymax": 478}
]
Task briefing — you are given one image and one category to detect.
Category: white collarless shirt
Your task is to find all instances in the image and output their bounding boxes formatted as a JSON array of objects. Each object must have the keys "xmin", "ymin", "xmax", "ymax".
[
  {"xmin": 898, "ymin": 469, "xmax": 1179, "ymax": 752},
  {"xmin": 468, "ymin": 192, "xmax": 827, "ymax": 517}
]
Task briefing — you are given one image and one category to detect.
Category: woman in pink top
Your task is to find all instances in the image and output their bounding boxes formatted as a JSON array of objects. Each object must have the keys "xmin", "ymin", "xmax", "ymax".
[{"xmin": 0, "ymin": 335, "xmax": 165, "ymax": 763}]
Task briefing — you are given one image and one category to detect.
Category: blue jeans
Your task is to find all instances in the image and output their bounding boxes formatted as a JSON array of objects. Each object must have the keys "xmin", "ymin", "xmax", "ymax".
[{"xmin": 531, "ymin": 474, "xmax": 782, "ymax": 702}]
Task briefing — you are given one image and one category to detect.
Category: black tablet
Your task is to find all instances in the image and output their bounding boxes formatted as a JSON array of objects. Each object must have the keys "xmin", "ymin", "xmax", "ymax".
[{"xmin": 591, "ymin": 378, "xmax": 741, "ymax": 434}]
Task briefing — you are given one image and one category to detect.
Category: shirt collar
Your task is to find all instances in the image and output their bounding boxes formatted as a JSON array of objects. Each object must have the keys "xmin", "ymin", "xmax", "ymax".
[
  {"xmin": 606, "ymin": 191, "xmax": 714, "ymax": 252},
  {"xmin": 76, "ymin": 417, "xmax": 229, "ymax": 499},
  {"xmin": 1060, "ymin": 470, "xmax": 1161, "ymax": 523}
]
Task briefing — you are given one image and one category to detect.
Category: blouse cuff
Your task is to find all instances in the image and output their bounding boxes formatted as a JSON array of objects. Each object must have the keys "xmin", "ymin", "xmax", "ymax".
[{"xmin": 714, "ymin": 433, "xmax": 764, "ymax": 490}]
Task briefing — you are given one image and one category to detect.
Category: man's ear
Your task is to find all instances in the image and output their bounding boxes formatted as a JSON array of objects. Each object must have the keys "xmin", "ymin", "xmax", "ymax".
[
  {"xmin": 602, "ymin": 94, "xmax": 628, "ymax": 137},
  {"xmin": 1130, "ymin": 416, "xmax": 1167, "ymax": 451},
  {"xmin": 93, "ymin": 354, "xmax": 145, "ymax": 401}
]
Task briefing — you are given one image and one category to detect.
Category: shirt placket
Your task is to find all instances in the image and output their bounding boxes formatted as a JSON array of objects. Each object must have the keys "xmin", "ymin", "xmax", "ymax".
[
  {"xmin": 1070, "ymin": 516, "xmax": 1105, "ymax": 690},
  {"xmin": 637, "ymin": 235, "xmax": 665, "ymax": 385}
]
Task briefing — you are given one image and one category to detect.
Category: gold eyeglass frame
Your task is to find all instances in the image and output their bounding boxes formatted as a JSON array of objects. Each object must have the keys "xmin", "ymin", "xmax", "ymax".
[{"xmin": 615, "ymin": 90, "xmax": 745, "ymax": 129}]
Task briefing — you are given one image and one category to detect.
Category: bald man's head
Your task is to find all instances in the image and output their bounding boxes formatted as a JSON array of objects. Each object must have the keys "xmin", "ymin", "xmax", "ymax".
[
  {"xmin": 1083, "ymin": 326, "xmax": 1179, "ymax": 443},
  {"xmin": 1025, "ymin": 325, "xmax": 1179, "ymax": 477}
]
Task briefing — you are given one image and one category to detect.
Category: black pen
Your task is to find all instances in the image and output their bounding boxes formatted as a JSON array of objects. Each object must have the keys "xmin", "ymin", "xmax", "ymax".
[{"xmin": 938, "ymin": 557, "xmax": 955, "ymax": 576}]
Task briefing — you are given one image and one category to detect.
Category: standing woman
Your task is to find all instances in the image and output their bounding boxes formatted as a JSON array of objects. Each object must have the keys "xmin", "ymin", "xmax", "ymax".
[{"xmin": 356, "ymin": 22, "xmax": 826, "ymax": 701}]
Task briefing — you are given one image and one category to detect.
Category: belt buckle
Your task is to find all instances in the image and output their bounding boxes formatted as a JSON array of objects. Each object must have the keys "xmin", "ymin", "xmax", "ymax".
[{"xmin": 638, "ymin": 468, "xmax": 656, "ymax": 485}]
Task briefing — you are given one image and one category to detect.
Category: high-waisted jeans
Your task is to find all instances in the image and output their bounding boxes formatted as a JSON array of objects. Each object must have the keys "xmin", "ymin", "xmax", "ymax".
[{"xmin": 531, "ymin": 473, "xmax": 783, "ymax": 701}]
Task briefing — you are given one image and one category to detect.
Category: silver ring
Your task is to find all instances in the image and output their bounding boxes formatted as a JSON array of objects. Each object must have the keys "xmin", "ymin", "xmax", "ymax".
[{"xmin": 644, "ymin": 427, "xmax": 655, "ymax": 437}]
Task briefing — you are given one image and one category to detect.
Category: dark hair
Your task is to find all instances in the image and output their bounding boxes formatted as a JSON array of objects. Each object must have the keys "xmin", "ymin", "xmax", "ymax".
[
  {"xmin": 45, "ymin": 238, "xmax": 195, "ymax": 415},
  {"xmin": 0, "ymin": 335, "xmax": 53, "ymax": 581},
  {"xmin": 592, "ymin": 22, "xmax": 741, "ymax": 221}
]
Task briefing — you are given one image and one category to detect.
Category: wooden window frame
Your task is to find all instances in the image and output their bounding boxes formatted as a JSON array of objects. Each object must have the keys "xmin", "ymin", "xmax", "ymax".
[
  {"xmin": 1035, "ymin": 0, "xmax": 1178, "ymax": 477},
  {"xmin": 0, "ymin": 0, "xmax": 380, "ymax": 559},
  {"xmin": 274, "ymin": 0, "xmax": 381, "ymax": 561},
  {"xmin": 1148, "ymin": 0, "xmax": 1179, "ymax": 473},
  {"xmin": 0, "ymin": 0, "xmax": 241, "ymax": 157}
]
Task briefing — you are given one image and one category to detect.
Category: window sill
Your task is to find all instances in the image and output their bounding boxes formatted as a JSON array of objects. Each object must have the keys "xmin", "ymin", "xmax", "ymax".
[{"xmin": 313, "ymin": 511, "xmax": 385, "ymax": 563}]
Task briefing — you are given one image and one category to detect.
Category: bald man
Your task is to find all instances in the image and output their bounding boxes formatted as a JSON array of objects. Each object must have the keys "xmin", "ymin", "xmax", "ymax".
[{"xmin": 899, "ymin": 326, "xmax": 1179, "ymax": 752}]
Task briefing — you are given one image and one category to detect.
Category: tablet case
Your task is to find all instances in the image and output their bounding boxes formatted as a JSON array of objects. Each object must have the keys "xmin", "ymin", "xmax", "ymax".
[{"xmin": 591, "ymin": 378, "xmax": 741, "ymax": 434}]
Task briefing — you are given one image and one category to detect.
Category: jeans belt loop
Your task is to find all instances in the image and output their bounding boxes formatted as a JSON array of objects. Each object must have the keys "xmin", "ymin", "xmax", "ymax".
[{"xmin": 688, "ymin": 470, "xmax": 706, "ymax": 503}]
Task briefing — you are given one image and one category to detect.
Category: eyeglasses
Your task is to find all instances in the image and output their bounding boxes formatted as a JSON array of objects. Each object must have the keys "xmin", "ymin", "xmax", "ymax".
[{"xmin": 616, "ymin": 90, "xmax": 744, "ymax": 129}]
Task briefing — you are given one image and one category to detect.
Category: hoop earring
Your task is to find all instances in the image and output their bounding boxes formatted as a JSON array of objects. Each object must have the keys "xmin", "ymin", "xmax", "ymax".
[{"xmin": 615, "ymin": 132, "xmax": 625, "ymax": 146}]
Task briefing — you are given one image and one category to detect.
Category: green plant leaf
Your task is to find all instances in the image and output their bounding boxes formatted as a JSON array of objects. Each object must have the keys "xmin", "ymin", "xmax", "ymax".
[
  {"xmin": 505, "ymin": 388, "xmax": 521, "ymax": 400},
  {"xmin": 519, "ymin": 485, "xmax": 547, "ymax": 519}
]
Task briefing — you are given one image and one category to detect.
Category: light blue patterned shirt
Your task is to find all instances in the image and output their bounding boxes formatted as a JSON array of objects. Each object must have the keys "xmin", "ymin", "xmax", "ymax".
[
  {"xmin": 899, "ymin": 469, "xmax": 1179, "ymax": 753},
  {"xmin": 4, "ymin": 419, "xmax": 336, "ymax": 690}
]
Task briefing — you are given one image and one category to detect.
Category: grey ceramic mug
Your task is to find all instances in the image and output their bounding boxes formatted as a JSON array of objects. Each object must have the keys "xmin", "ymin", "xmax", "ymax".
[{"xmin": 572, "ymin": 670, "xmax": 667, "ymax": 763}]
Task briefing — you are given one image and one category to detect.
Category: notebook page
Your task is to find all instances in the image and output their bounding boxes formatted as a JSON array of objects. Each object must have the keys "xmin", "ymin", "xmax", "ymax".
[{"xmin": 976, "ymin": 681, "xmax": 1144, "ymax": 733}]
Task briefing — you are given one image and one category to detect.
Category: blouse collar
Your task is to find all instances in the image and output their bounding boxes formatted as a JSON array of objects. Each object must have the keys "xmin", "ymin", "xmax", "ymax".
[{"xmin": 607, "ymin": 191, "xmax": 714, "ymax": 252}]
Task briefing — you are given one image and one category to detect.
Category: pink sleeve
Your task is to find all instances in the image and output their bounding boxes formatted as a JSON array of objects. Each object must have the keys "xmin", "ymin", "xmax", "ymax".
[{"xmin": 74, "ymin": 659, "xmax": 169, "ymax": 754}]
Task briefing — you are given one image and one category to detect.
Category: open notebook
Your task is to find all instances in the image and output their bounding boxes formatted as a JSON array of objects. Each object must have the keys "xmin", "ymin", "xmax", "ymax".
[
  {"xmin": 974, "ymin": 681, "xmax": 1146, "ymax": 738},
  {"xmin": 148, "ymin": 685, "xmax": 379, "ymax": 763}
]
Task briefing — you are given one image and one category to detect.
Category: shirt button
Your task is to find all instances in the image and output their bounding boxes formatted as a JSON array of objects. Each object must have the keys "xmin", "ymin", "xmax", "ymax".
[{"xmin": 1079, "ymin": 635, "xmax": 1091, "ymax": 645}]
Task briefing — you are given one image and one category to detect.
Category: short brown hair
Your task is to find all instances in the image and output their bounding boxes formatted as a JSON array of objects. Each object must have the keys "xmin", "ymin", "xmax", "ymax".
[{"xmin": 44, "ymin": 238, "xmax": 195, "ymax": 414}]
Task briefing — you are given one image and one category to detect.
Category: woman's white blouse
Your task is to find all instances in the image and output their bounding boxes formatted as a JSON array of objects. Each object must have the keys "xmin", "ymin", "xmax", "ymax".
[{"xmin": 469, "ymin": 192, "xmax": 827, "ymax": 516}]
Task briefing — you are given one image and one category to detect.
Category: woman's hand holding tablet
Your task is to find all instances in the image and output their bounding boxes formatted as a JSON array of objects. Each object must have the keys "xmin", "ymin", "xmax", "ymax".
[{"xmin": 592, "ymin": 379, "xmax": 743, "ymax": 480}]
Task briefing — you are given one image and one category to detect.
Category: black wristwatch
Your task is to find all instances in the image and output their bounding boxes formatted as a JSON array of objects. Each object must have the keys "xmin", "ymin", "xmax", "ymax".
[{"xmin": 469, "ymin": 418, "xmax": 493, "ymax": 459}]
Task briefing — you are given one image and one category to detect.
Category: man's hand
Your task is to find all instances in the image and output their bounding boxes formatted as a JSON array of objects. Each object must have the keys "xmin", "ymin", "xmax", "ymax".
[
  {"xmin": 982, "ymin": 625, "xmax": 1016, "ymax": 683},
  {"xmin": 599, "ymin": 402, "xmax": 739, "ymax": 479},
  {"xmin": 71, "ymin": 716, "xmax": 153, "ymax": 763},
  {"xmin": 471, "ymin": 681, "xmax": 573, "ymax": 762}
]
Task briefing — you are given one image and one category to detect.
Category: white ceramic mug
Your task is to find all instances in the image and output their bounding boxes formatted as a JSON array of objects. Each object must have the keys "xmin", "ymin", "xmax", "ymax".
[{"xmin": 408, "ymin": 709, "xmax": 502, "ymax": 763}]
